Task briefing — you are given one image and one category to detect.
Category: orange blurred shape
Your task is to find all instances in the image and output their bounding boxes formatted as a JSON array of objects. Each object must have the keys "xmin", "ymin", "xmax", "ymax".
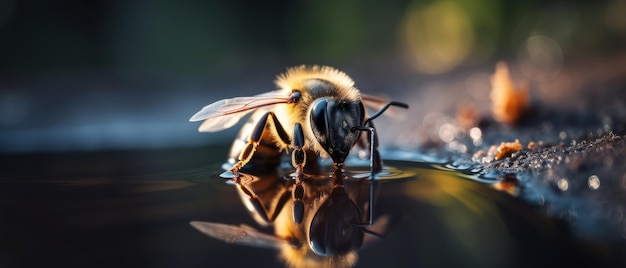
[
  {"xmin": 490, "ymin": 62, "xmax": 529, "ymax": 124},
  {"xmin": 495, "ymin": 139, "xmax": 523, "ymax": 160},
  {"xmin": 493, "ymin": 179, "xmax": 519, "ymax": 196}
]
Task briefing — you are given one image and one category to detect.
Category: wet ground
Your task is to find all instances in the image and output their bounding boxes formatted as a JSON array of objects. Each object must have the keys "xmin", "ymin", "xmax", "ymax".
[{"xmin": 398, "ymin": 54, "xmax": 626, "ymax": 246}]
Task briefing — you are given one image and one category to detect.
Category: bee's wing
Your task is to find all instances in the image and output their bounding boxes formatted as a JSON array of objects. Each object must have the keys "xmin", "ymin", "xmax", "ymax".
[
  {"xmin": 190, "ymin": 221, "xmax": 290, "ymax": 250},
  {"xmin": 361, "ymin": 94, "xmax": 391, "ymax": 113},
  {"xmin": 190, "ymin": 90, "xmax": 290, "ymax": 132}
]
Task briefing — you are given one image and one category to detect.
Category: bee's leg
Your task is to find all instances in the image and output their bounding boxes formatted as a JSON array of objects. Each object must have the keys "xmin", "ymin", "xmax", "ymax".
[
  {"xmin": 236, "ymin": 182, "xmax": 291, "ymax": 224},
  {"xmin": 357, "ymin": 100, "xmax": 409, "ymax": 172},
  {"xmin": 291, "ymin": 123, "xmax": 306, "ymax": 174},
  {"xmin": 350, "ymin": 101, "xmax": 408, "ymax": 227},
  {"xmin": 367, "ymin": 121, "xmax": 382, "ymax": 174},
  {"xmin": 291, "ymin": 123, "xmax": 306, "ymax": 224},
  {"xmin": 355, "ymin": 123, "xmax": 381, "ymax": 226},
  {"xmin": 229, "ymin": 112, "xmax": 291, "ymax": 176},
  {"xmin": 353, "ymin": 123, "xmax": 382, "ymax": 177}
]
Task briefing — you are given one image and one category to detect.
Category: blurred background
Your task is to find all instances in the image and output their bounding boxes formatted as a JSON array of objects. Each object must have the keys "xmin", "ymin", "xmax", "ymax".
[
  {"xmin": 3, "ymin": 2, "xmax": 626, "ymax": 267},
  {"xmin": 1, "ymin": 0, "xmax": 625, "ymax": 153}
]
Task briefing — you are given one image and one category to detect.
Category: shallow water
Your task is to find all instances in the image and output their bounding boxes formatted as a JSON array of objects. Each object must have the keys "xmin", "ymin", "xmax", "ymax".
[{"xmin": 0, "ymin": 147, "xmax": 622, "ymax": 267}]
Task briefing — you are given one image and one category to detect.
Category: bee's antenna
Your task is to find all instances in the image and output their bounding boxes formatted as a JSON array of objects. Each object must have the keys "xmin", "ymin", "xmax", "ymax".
[{"xmin": 363, "ymin": 101, "xmax": 409, "ymax": 125}]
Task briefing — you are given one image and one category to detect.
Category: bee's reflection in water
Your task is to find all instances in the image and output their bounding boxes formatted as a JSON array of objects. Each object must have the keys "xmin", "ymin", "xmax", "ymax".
[{"xmin": 191, "ymin": 164, "xmax": 403, "ymax": 268}]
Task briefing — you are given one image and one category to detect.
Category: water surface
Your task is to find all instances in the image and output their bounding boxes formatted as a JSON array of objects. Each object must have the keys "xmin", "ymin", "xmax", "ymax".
[{"xmin": 0, "ymin": 146, "xmax": 620, "ymax": 267}]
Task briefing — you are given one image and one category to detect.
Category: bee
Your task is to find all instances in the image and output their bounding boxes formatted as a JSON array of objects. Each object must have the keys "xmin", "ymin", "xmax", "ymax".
[
  {"xmin": 190, "ymin": 65, "xmax": 408, "ymax": 224},
  {"xmin": 190, "ymin": 169, "xmax": 389, "ymax": 268},
  {"xmin": 189, "ymin": 65, "xmax": 408, "ymax": 176}
]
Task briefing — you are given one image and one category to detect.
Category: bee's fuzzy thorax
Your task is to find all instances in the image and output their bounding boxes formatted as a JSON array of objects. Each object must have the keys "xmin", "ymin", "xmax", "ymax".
[{"xmin": 275, "ymin": 65, "xmax": 356, "ymax": 95}]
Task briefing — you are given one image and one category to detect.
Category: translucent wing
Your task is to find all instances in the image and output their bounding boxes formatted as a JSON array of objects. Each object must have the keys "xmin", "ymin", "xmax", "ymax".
[
  {"xmin": 189, "ymin": 90, "xmax": 290, "ymax": 132},
  {"xmin": 189, "ymin": 221, "xmax": 289, "ymax": 250},
  {"xmin": 361, "ymin": 94, "xmax": 390, "ymax": 112}
]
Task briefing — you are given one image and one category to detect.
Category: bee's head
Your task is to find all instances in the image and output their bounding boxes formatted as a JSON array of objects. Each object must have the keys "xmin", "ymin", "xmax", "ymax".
[
  {"xmin": 309, "ymin": 98, "xmax": 365, "ymax": 164},
  {"xmin": 308, "ymin": 186, "xmax": 364, "ymax": 256}
]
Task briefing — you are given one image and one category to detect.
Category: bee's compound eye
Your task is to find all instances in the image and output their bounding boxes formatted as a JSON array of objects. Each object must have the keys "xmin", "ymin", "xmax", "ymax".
[{"xmin": 310, "ymin": 99, "xmax": 329, "ymax": 141}]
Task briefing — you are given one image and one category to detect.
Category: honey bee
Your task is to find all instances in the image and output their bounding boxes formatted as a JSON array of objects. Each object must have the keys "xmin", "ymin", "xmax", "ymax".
[
  {"xmin": 189, "ymin": 65, "xmax": 408, "ymax": 176},
  {"xmin": 190, "ymin": 65, "xmax": 407, "ymax": 224},
  {"xmin": 190, "ymin": 169, "xmax": 390, "ymax": 268}
]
